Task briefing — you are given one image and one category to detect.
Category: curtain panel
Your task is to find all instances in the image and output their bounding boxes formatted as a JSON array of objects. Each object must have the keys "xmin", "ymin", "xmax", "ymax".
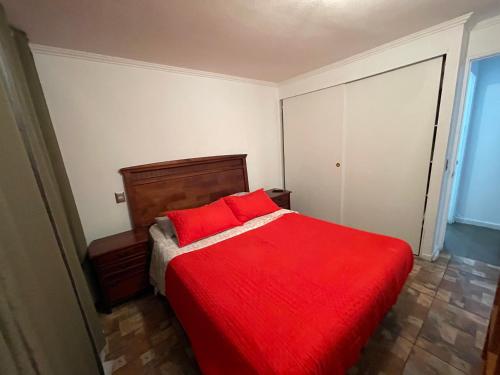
[{"xmin": 0, "ymin": 5, "xmax": 103, "ymax": 374}]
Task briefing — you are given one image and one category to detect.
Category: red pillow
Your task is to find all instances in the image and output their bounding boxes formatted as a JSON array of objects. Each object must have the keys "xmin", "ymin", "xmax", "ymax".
[
  {"xmin": 224, "ymin": 189, "xmax": 280, "ymax": 223},
  {"xmin": 166, "ymin": 199, "xmax": 242, "ymax": 247}
]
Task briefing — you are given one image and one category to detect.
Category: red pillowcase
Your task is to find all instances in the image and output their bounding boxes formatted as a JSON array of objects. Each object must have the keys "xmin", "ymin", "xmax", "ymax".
[
  {"xmin": 166, "ymin": 199, "xmax": 242, "ymax": 247},
  {"xmin": 224, "ymin": 189, "xmax": 280, "ymax": 223}
]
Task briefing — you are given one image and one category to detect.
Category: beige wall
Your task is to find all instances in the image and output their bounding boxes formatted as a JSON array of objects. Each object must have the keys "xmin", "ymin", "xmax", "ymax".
[
  {"xmin": 467, "ymin": 15, "xmax": 500, "ymax": 59},
  {"xmin": 33, "ymin": 51, "xmax": 282, "ymax": 244}
]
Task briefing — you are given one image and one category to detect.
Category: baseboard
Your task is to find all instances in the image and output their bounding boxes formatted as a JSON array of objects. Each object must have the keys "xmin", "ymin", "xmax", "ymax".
[
  {"xmin": 454, "ymin": 216, "xmax": 500, "ymax": 230},
  {"xmin": 100, "ymin": 343, "xmax": 113, "ymax": 375},
  {"xmin": 419, "ymin": 253, "xmax": 433, "ymax": 262},
  {"xmin": 417, "ymin": 243, "xmax": 442, "ymax": 262},
  {"xmin": 102, "ymin": 361, "xmax": 113, "ymax": 375},
  {"xmin": 100, "ymin": 342, "xmax": 108, "ymax": 362}
]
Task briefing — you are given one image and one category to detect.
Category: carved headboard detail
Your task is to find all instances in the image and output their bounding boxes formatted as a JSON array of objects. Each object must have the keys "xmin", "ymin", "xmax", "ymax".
[{"xmin": 119, "ymin": 154, "xmax": 249, "ymax": 229}]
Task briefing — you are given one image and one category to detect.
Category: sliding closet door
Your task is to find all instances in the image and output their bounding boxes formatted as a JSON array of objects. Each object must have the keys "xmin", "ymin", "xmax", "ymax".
[
  {"xmin": 283, "ymin": 85, "xmax": 343, "ymax": 222},
  {"xmin": 343, "ymin": 58, "xmax": 442, "ymax": 253}
]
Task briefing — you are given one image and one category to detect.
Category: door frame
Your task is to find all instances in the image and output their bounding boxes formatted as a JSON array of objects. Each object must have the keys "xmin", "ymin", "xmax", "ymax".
[
  {"xmin": 447, "ymin": 61, "xmax": 478, "ymax": 223},
  {"xmin": 433, "ymin": 46, "xmax": 500, "ymax": 260}
]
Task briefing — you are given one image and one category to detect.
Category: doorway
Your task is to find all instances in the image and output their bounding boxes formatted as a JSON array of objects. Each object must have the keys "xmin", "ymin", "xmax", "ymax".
[{"xmin": 445, "ymin": 53, "xmax": 500, "ymax": 265}]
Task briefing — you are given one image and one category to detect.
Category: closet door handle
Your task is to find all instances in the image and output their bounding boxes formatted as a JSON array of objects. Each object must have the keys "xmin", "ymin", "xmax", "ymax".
[{"xmin": 336, "ymin": 162, "xmax": 341, "ymax": 168}]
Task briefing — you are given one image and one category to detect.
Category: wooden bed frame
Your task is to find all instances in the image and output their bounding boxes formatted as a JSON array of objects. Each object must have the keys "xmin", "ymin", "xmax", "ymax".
[
  {"xmin": 118, "ymin": 155, "xmax": 249, "ymax": 358},
  {"xmin": 119, "ymin": 154, "xmax": 249, "ymax": 230}
]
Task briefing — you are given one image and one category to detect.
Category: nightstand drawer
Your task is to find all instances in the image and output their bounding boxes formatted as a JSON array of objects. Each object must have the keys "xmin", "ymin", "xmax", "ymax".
[
  {"xmin": 98, "ymin": 253, "xmax": 148, "ymax": 276},
  {"xmin": 105, "ymin": 272, "xmax": 149, "ymax": 304},
  {"xmin": 102, "ymin": 263, "xmax": 147, "ymax": 284},
  {"xmin": 94, "ymin": 244, "xmax": 147, "ymax": 267},
  {"xmin": 273, "ymin": 196, "xmax": 290, "ymax": 209}
]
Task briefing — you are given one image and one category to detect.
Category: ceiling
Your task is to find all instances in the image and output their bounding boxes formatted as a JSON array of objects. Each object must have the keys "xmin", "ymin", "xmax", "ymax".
[{"xmin": 3, "ymin": 0, "xmax": 500, "ymax": 82}]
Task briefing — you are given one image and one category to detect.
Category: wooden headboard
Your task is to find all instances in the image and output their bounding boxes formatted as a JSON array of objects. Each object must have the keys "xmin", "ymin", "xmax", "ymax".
[{"xmin": 119, "ymin": 154, "xmax": 249, "ymax": 229}]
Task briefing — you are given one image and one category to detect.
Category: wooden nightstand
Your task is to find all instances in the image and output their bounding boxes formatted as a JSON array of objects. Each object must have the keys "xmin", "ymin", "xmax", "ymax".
[
  {"xmin": 88, "ymin": 229, "xmax": 150, "ymax": 312},
  {"xmin": 265, "ymin": 188, "xmax": 291, "ymax": 209}
]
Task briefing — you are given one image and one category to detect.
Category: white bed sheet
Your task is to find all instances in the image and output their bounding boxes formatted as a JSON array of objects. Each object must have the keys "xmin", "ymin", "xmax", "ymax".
[{"xmin": 149, "ymin": 208, "xmax": 292, "ymax": 295}]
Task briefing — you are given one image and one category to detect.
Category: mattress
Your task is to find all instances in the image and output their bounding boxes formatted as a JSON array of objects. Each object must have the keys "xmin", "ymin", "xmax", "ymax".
[{"xmin": 165, "ymin": 212, "xmax": 413, "ymax": 374}]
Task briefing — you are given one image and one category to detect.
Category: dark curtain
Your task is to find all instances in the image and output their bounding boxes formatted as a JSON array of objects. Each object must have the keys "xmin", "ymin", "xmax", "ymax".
[
  {"xmin": 12, "ymin": 30, "xmax": 89, "ymax": 261},
  {"xmin": 0, "ymin": 4, "xmax": 103, "ymax": 374}
]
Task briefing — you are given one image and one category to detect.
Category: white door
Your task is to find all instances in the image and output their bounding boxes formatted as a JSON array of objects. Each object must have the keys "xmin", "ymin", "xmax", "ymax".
[
  {"xmin": 342, "ymin": 58, "xmax": 443, "ymax": 253},
  {"xmin": 283, "ymin": 85, "xmax": 344, "ymax": 222}
]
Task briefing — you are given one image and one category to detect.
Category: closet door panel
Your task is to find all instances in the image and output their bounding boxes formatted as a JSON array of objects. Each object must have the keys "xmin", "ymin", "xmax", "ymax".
[
  {"xmin": 283, "ymin": 85, "xmax": 344, "ymax": 222},
  {"xmin": 343, "ymin": 58, "xmax": 442, "ymax": 253}
]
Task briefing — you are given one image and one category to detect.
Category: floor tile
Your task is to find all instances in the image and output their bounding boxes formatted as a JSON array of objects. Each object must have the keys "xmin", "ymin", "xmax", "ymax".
[
  {"xmin": 448, "ymin": 256, "xmax": 500, "ymax": 281},
  {"xmin": 416, "ymin": 299, "xmax": 488, "ymax": 374},
  {"xmin": 437, "ymin": 267, "xmax": 496, "ymax": 319},
  {"xmin": 348, "ymin": 328, "xmax": 412, "ymax": 374},
  {"xmin": 382, "ymin": 286, "xmax": 432, "ymax": 343},
  {"xmin": 407, "ymin": 258, "xmax": 446, "ymax": 296},
  {"xmin": 110, "ymin": 355, "xmax": 127, "ymax": 372},
  {"xmin": 445, "ymin": 223, "xmax": 500, "ymax": 266},
  {"xmin": 434, "ymin": 251, "xmax": 452, "ymax": 268},
  {"xmin": 403, "ymin": 346, "xmax": 466, "ymax": 375}
]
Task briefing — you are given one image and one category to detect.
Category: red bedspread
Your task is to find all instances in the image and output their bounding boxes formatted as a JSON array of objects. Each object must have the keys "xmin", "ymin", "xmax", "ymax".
[{"xmin": 166, "ymin": 213, "xmax": 413, "ymax": 374}]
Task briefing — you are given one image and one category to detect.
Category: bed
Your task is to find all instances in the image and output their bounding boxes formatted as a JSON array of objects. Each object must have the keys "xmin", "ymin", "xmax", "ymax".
[{"xmin": 120, "ymin": 154, "xmax": 413, "ymax": 375}]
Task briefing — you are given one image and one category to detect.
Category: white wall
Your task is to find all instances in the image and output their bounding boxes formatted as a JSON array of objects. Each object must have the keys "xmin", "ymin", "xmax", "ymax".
[
  {"xmin": 455, "ymin": 55, "xmax": 500, "ymax": 230},
  {"xmin": 468, "ymin": 15, "xmax": 500, "ymax": 60},
  {"xmin": 33, "ymin": 50, "xmax": 282, "ymax": 244},
  {"xmin": 278, "ymin": 14, "xmax": 470, "ymax": 260}
]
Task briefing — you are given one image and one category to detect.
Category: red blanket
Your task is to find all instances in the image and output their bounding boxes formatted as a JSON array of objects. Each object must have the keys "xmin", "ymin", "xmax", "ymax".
[{"xmin": 166, "ymin": 213, "xmax": 413, "ymax": 374}]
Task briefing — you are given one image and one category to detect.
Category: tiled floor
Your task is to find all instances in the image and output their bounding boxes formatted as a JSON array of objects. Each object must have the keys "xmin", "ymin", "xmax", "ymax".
[
  {"xmin": 445, "ymin": 223, "xmax": 500, "ymax": 266},
  {"xmin": 100, "ymin": 252, "xmax": 499, "ymax": 374}
]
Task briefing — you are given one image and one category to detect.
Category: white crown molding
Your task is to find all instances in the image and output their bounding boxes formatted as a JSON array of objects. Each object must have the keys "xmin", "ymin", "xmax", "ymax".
[
  {"xmin": 472, "ymin": 13, "xmax": 500, "ymax": 31},
  {"xmin": 279, "ymin": 12, "xmax": 473, "ymax": 85},
  {"xmin": 29, "ymin": 43, "xmax": 277, "ymax": 88}
]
